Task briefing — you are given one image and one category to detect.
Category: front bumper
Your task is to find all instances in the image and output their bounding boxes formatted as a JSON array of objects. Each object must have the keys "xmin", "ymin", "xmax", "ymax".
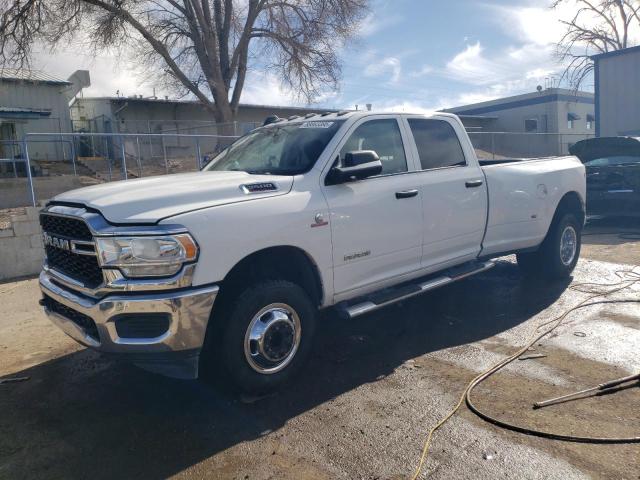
[{"xmin": 39, "ymin": 270, "xmax": 219, "ymax": 379}]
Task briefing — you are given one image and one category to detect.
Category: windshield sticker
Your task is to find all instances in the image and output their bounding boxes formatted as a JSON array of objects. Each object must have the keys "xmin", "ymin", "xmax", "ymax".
[{"xmin": 300, "ymin": 121, "xmax": 334, "ymax": 129}]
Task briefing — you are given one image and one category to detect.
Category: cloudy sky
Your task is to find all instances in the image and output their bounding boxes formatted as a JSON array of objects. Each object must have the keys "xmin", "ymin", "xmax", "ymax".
[{"xmin": 32, "ymin": 0, "xmax": 589, "ymax": 111}]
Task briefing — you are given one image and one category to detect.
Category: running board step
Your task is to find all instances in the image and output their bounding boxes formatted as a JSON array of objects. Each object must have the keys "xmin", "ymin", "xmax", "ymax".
[{"xmin": 338, "ymin": 260, "xmax": 495, "ymax": 319}]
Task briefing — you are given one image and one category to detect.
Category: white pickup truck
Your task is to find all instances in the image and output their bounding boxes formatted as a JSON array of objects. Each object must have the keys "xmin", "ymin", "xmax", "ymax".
[{"xmin": 39, "ymin": 112, "xmax": 586, "ymax": 392}]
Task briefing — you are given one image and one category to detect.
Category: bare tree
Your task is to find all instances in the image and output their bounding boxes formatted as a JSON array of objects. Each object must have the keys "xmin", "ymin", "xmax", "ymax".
[
  {"xmin": 553, "ymin": 0, "xmax": 640, "ymax": 89},
  {"xmin": 0, "ymin": 0, "xmax": 368, "ymax": 124}
]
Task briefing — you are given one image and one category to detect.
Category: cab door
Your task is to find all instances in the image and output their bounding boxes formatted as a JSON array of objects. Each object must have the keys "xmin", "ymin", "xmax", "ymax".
[
  {"xmin": 401, "ymin": 115, "xmax": 488, "ymax": 270},
  {"xmin": 321, "ymin": 116, "xmax": 423, "ymax": 300}
]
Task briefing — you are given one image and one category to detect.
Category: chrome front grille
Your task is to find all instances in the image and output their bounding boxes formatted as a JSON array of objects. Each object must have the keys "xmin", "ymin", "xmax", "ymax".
[{"xmin": 40, "ymin": 213, "xmax": 103, "ymax": 288}]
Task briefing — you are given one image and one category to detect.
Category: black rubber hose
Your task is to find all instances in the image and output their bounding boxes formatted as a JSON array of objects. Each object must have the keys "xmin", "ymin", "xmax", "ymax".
[{"xmin": 465, "ymin": 297, "xmax": 640, "ymax": 443}]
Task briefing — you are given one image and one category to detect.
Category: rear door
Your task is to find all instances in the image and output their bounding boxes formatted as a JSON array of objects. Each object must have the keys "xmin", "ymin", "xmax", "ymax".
[
  {"xmin": 322, "ymin": 116, "xmax": 423, "ymax": 299},
  {"xmin": 402, "ymin": 115, "xmax": 487, "ymax": 270}
]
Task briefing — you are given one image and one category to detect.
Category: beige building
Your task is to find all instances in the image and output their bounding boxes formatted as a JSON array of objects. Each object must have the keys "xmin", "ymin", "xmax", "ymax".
[{"xmin": 445, "ymin": 88, "xmax": 595, "ymax": 157}]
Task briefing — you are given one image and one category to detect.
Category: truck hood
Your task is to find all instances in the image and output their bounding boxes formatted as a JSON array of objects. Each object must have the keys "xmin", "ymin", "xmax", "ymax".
[
  {"xmin": 52, "ymin": 171, "xmax": 294, "ymax": 223},
  {"xmin": 569, "ymin": 136, "xmax": 640, "ymax": 163}
]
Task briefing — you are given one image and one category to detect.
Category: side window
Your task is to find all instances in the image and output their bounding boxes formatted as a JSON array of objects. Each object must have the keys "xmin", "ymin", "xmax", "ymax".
[
  {"xmin": 339, "ymin": 119, "xmax": 407, "ymax": 175},
  {"xmin": 408, "ymin": 119, "xmax": 466, "ymax": 170},
  {"xmin": 525, "ymin": 119, "xmax": 538, "ymax": 132}
]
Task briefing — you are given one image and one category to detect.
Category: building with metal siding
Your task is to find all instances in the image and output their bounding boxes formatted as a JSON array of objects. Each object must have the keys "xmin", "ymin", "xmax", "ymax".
[
  {"xmin": 69, "ymin": 96, "xmax": 339, "ymax": 160},
  {"xmin": 443, "ymin": 88, "xmax": 595, "ymax": 157},
  {"xmin": 70, "ymin": 96, "xmax": 337, "ymax": 135},
  {"xmin": 0, "ymin": 70, "xmax": 78, "ymax": 164},
  {"xmin": 445, "ymin": 88, "xmax": 594, "ymax": 134},
  {"xmin": 592, "ymin": 45, "xmax": 640, "ymax": 137}
]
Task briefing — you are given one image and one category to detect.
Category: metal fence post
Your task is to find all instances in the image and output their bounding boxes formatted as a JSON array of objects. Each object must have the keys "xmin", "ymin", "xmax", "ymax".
[
  {"xmin": 22, "ymin": 139, "xmax": 37, "ymax": 207},
  {"xmin": 162, "ymin": 136, "xmax": 168, "ymax": 174},
  {"xmin": 135, "ymin": 136, "xmax": 142, "ymax": 177},
  {"xmin": 70, "ymin": 136, "xmax": 78, "ymax": 176},
  {"xmin": 195, "ymin": 137, "xmax": 202, "ymax": 170},
  {"xmin": 491, "ymin": 133, "xmax": 495, "ymax": 160},
  {"xmin": 104, "ymin": 138, "xmax": 112, "ymax": 181},
  {"xmin": 147, "ymin": 120, "xmax": 153, "ymax": 159},
  {"xmin": 12, "ymin": 142, "xmax": 18, "ymax": 178},
  {"xmin": 120, "ymin": 136, "xmax": 128, "ymax": 180}
]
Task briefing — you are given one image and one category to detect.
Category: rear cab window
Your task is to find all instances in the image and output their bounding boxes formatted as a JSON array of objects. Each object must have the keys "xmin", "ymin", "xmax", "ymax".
[{"xmin": 407, "ymin": 119, "xmax": 467, "ymax": 170}]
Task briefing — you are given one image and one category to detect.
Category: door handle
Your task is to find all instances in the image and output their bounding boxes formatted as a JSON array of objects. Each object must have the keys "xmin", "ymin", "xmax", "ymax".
[
  {"xmin": 395, "ymin": 189, "xmax": 418, "ymax": 199},
  {"xmin": 465, "ymin": 180, "xmax": 483, "ymax": 188}
]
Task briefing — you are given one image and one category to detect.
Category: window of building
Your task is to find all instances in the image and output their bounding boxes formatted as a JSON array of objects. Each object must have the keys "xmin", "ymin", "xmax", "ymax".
[
  {"xmin": 0, "ymin": 122, "xmax": 17, "ymax": 159},
  {"xmin": 586, "ymin": 114, "xmax": 595, "ymax": 130},
  {"xmin": 525, "ymin": 119, "xmax": 538, "ymax": 132},
  {"xmin": 567, "ymin": 113, "xmax": 580, "ymax": 130},
  {"xmin": 339, "ymin": 119, "xmax": 407, "ymax": 175},
  {"xmin": 407, "ymin": 119, "xmax": 466, "ymax": 170}
]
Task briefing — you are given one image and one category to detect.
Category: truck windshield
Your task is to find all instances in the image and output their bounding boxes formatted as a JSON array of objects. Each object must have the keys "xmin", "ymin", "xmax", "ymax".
[{"xmin": 204, "ymin": 120, "xmax": 344, "ymax": 175}]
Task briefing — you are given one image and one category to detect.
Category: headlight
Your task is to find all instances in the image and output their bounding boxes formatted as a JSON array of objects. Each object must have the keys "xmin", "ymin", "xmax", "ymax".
[{"xmin": 95, "ymin": 234, "xmax": 198, "ymax": 277}]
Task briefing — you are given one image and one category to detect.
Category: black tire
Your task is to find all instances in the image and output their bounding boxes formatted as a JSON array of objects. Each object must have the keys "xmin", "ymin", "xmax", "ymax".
[
  {"xmin": 517, "ymin": 212, "xmax": 582, "ymax": 280},
  {"xmin": 210, "ymin": 280, "xmax": 317, "ymax": 394}
]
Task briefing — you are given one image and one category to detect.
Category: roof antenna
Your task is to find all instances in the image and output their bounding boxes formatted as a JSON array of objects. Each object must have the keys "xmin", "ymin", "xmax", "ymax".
[{"xmin": 263, "ymin": 115, "xmax": 280, "ymax": 126}]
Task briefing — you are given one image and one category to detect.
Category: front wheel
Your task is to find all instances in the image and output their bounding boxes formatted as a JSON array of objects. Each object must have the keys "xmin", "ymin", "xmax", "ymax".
[
  {"xmin": 212, "ymin": 280, "xmax": 317, "ymax": 394},
  {"xmin": 517, "ymin": 213, "xmax": 582, "ymax": 280}
]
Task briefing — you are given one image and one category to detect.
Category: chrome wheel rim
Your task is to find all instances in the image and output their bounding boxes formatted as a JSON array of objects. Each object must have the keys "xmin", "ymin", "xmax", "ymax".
[
  {"xmin": 560, "ymin": 225, "xmax": 578, "ymax": 266},
  {"xmin": 244, "ymin": 303, "xmax": 301, "ymax": 374}
]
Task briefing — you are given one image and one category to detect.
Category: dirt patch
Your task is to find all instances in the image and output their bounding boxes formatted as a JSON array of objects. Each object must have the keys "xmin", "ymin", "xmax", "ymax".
[
  {"xmin": 465, "ymin": 346, "xmax": 640, "ymax": 479},
  {"xmin": 2, "ymin": 260, "xmax": 639, "ymax": 479},
  {"xmin": 0, "ymin": 207, "xmax": 26, "ymax": 230},
  {"xmin": 582, "ymin": 218, "xmax": 640, "ymax": 266},
  {"xmin": 602, "ymin": 312, "xmax": 640, "ymax": 330}
]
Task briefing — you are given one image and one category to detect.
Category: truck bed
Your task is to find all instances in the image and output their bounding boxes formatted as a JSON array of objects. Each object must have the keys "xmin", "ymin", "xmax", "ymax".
[{"xmin": 478, "ymin": 155, "xmax": 585, "ymax": 256}]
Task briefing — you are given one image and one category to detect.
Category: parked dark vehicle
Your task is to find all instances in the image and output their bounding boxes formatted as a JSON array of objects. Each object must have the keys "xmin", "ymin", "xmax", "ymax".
[{"xmin": 570, "ymin": 137, "xmax": 640, "ymax": 217}]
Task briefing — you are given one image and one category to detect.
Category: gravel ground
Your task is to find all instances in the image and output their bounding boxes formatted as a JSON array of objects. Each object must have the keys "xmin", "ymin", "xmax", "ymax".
[{"xmin": 0, "ymin": 219, "xmax": 639, "ymax": 480}]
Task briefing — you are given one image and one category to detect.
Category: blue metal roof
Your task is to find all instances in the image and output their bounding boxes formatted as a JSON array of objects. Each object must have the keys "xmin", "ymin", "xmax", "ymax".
[
  {"xmin": 0, "ymin": 107, "xmax": 52, "ymax": 118},
  {"xmin": 0, "ymin": 69, "xmax": 71, "ymax": 85},
  {"xmin": 448, "ymin": 93, "xmax": 594, "ymax": 116},
  {"xmin": 591, "ymin": 45, "xmax": 640, "ymax": 60}
]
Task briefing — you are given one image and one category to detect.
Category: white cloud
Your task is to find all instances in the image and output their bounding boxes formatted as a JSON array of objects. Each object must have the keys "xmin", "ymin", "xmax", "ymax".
[
  {"xmin": 358, "ymin": 11, "xmax": 403, "ymax": 37},
  {"xmin": 489, "ymin": 1, "xmax": 640, "ymax": 59},
  {"xmin": 30, "ymin": 44, "xmax": 328, "ymax": 107},
  {"xmin": 363, "ymin": 56, "xmax": 401, "ymax": 83},
  {"xmin": 32, "ymin": 47, "xmax": 158, "ymax": 98},
  {"xmin": 409, "ymin": 65, "xmax": 434, "ymax": 78},
  {"xmin": 371, "ymin": 100, "xmax": 435, "ymax": 115},
  {"xmin": 488, "ymin": 3, "xmax": 569, "ymax": 47},
  {"xmin": 423, "ymin": 36, "xmax": 568, "ymax": 110},
  {"xmin": 238, "ymin": 71, "xmax": 340, "ymax": 106},
  {"xmin": 443, "ymin": 41, "xmax": 558, "ymax": 87}
]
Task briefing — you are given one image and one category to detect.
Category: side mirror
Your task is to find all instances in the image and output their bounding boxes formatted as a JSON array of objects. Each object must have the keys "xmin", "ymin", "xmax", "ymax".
[{"xmin": 327, "ymin": 150, "xmax": 383, "ymax": 184}]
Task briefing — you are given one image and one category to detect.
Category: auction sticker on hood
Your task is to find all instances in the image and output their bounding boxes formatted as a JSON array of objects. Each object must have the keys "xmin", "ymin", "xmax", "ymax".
[{"xmin": 300, "ymin": 121, "xmax": 334, "ymax": 128}]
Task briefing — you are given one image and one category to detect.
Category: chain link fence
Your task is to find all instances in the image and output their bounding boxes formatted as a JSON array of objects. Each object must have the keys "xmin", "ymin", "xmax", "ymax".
[
  {"xmin": 1, "ymin": 131, "xmax": 240, "ymax": 208},
  {"xmin": 467, "ymin": 132, "xmax": 595, "ymax": 160},
  {"xmin": 2, "ymin": 129, "xmax": 596, "ymax": 208}
]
